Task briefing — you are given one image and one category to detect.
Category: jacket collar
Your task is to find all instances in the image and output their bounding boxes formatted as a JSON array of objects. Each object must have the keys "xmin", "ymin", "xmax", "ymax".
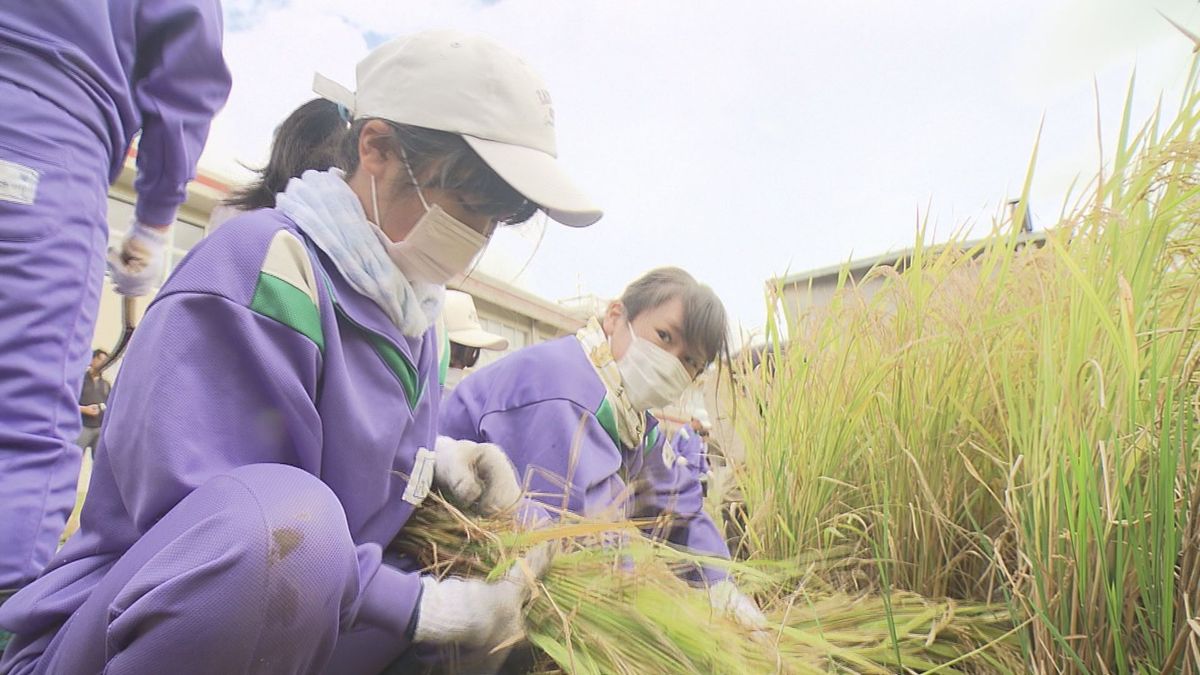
[{"xmin": 308, "ymin": 233, "xmax": 425, "ymax": 367}]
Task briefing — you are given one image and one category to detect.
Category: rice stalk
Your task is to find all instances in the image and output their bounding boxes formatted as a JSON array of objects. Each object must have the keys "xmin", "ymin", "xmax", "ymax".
[{"xmin": 392, "ymin": 496, "xmax": 1022, "ymax": 674}]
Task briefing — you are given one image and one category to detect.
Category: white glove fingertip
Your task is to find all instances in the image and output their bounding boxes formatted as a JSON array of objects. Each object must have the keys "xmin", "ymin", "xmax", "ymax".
[
  {"xmin": 453, "ymin": 477, "xmax": 483, "ymax": 506},
  {"xmin": 480, "ymin": 482, "xmax": 521, "ymax": 514},
  {"xmin": 520, "ymin": 542, "xmax": 556, "ymax": 580},
  {"xmin": 476, "ymin": 444, "xmax": 522, "ymax": 511},
  {"xmin": 108, "ymin": 228, "xmax": 166, "ymax": 297}
]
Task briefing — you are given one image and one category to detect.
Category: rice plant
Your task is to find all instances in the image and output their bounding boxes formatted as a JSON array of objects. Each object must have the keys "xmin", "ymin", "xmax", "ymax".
[
  {"xmin": 734, "ymin": 63, "xmax": 1200, "ymax": 672},
  {"xmin": 392, "ymin": 496, "xmax": 1022, "ymax": 673}
]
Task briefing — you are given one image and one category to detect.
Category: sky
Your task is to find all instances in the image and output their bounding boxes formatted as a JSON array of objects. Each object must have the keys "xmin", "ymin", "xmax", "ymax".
[{"xmin": 202, "ymin": 0, "xmax": 1199, "ymax": 343}]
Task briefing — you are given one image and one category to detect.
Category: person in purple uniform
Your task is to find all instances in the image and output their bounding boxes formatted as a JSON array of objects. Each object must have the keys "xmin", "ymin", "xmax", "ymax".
[
  {"xmin": 671, "ymin": 411, "xmax": 714, "ymax": 496},
  {"xmin": 440, "ymin": 267, "xmax": 769, "ymax": 632},
  {"xmin": 0, "ymin": 1, "xmax": 231, "ymax": 612},
  {"xmin": 0, "ymin": 30, "xmax": 601, "ymax": 674}
]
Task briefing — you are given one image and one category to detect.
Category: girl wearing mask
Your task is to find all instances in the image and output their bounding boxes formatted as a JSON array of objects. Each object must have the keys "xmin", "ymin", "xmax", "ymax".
[
  {"xmin": 0, "ymin": 31, "xmax": 600, "ymax": 674},
  {"xmin": 440, "ymin": 267, "xmax": 767, "ymax": 631}
]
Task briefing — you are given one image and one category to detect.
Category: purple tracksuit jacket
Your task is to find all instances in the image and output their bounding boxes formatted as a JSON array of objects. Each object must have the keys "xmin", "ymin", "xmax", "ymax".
[
  {"xmin": 0, "ymin": 211, "xmax": 435, "ymax": 674},
  {"xmin": 439, "ymin": 337, "xmax": 731, "ymax": 584}
]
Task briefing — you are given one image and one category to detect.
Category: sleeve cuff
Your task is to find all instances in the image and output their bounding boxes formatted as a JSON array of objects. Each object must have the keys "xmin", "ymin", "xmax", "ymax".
[
  {"xmin": 356, "ymin": 563, "xmax": 423, "ymax": 643},
  {"xmin": 135, "ymin": 198, "xmax": 182, "ymax": 228}
]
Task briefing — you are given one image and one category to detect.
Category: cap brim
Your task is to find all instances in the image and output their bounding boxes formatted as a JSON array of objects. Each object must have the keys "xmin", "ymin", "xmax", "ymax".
[
  {"xmin": 449, "ymin": 328, "xmax": 509, "ymax": 351},
  {"xmin": 462, "ymin": 135, "xmax": 602, "ymax": 228}
]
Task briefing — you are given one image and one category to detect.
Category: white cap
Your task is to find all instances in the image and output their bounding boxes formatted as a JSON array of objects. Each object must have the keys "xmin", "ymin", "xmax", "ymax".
[
  {"xmin": 313, "ymin": 30, "xmax": 602, "ymax": 227},
  {"xmin": 444, "ymin": 291, "xmax": 508, "ymax": 350},
  {"xmin": 694, "ymin": 408, "xmax": 712, "ymax": 430}
]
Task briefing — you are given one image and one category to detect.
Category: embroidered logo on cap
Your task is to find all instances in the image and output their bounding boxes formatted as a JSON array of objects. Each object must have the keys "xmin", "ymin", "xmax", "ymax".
[{"xmin": 537, "ymin": 89, "xmax": 555, "ymax": 128}]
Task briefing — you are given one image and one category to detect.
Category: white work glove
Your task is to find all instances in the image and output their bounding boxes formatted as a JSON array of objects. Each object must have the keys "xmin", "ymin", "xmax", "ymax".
[
  {"xmin": 108, "ymin": 220, "xmax": 168, "ymax": 296},
  {"xmin": 433, "ymin": 436, "xmax": 522, "ymax": 516},
  {"xmin": 709, "ymin": 580, "xmax": 769, "ymax": 633},
  {"xmin": 413, "ymin": 543, "xmax": 553, "ymax": 649}
]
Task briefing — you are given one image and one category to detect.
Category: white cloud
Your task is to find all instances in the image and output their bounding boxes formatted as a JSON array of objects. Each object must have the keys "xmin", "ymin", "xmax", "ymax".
[{"xmin": 202, "ymin": 4, "xmax": 367, "ymax": 178}]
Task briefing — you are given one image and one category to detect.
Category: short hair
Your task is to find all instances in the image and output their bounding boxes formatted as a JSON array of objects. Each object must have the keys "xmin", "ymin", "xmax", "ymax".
[
  {"xmin": 92, "ymin": 349, "xmax": 108, "ymax": 359},
  {"xmin": 619, "ymin": 267, "xmax": 729, "ymax": 368}
]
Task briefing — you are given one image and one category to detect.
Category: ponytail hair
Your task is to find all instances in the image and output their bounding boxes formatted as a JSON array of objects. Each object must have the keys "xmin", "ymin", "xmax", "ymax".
[{"xmin": 225, "ymin": 99, "xmax": 350, "ymax": 210}]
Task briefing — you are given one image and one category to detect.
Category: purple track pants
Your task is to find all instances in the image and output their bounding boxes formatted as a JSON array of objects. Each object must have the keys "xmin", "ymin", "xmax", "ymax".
[{"xmin": 0, "ymin": 79, "xmax": 109, "ymax": 591}]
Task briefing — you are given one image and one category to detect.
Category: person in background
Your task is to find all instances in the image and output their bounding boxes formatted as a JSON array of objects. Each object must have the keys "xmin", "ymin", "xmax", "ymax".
[
  {"xmin": 440, "ymin": 267, "xmax": 768, "ymax": 632},
  {"xmin": 0, "ymin": 0, "xmax": 231, "ymax": 612},
  {"xmin": 76, "ymin": 350, "xmax": 112, "ymax": 456},
  {"xmin": 0, "ymin": 30, "xmax": 601, "ymax": 674},
  {"xmin": 671, "ymin": 409, "xmax": 714, "ymax": 497},
  {"xmin": 443, "ymin": 290, "xmax": 509, "ymax": 394},
  {"xmin": 59, "ymin": 351, "xmax": 113, "ymax": 551}
]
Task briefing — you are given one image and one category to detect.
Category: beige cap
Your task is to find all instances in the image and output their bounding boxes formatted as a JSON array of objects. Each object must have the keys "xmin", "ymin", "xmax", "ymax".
[
  {"xmin": 444, "ymin": 291, "xmax": 508, "ymax": 350},
  {"xmin": 314, "ymin": 30, "xmax": 602, "ymax": 227}
]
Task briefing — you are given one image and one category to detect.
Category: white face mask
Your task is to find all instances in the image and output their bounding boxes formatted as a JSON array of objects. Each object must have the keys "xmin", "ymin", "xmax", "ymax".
[
  {"xmin": 614, "ymin": 319, "xmax": 693, "ymax": 411},
  {"xmin": 368, "ymin": 168, "xmax": 487, "ymax": 286}
]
